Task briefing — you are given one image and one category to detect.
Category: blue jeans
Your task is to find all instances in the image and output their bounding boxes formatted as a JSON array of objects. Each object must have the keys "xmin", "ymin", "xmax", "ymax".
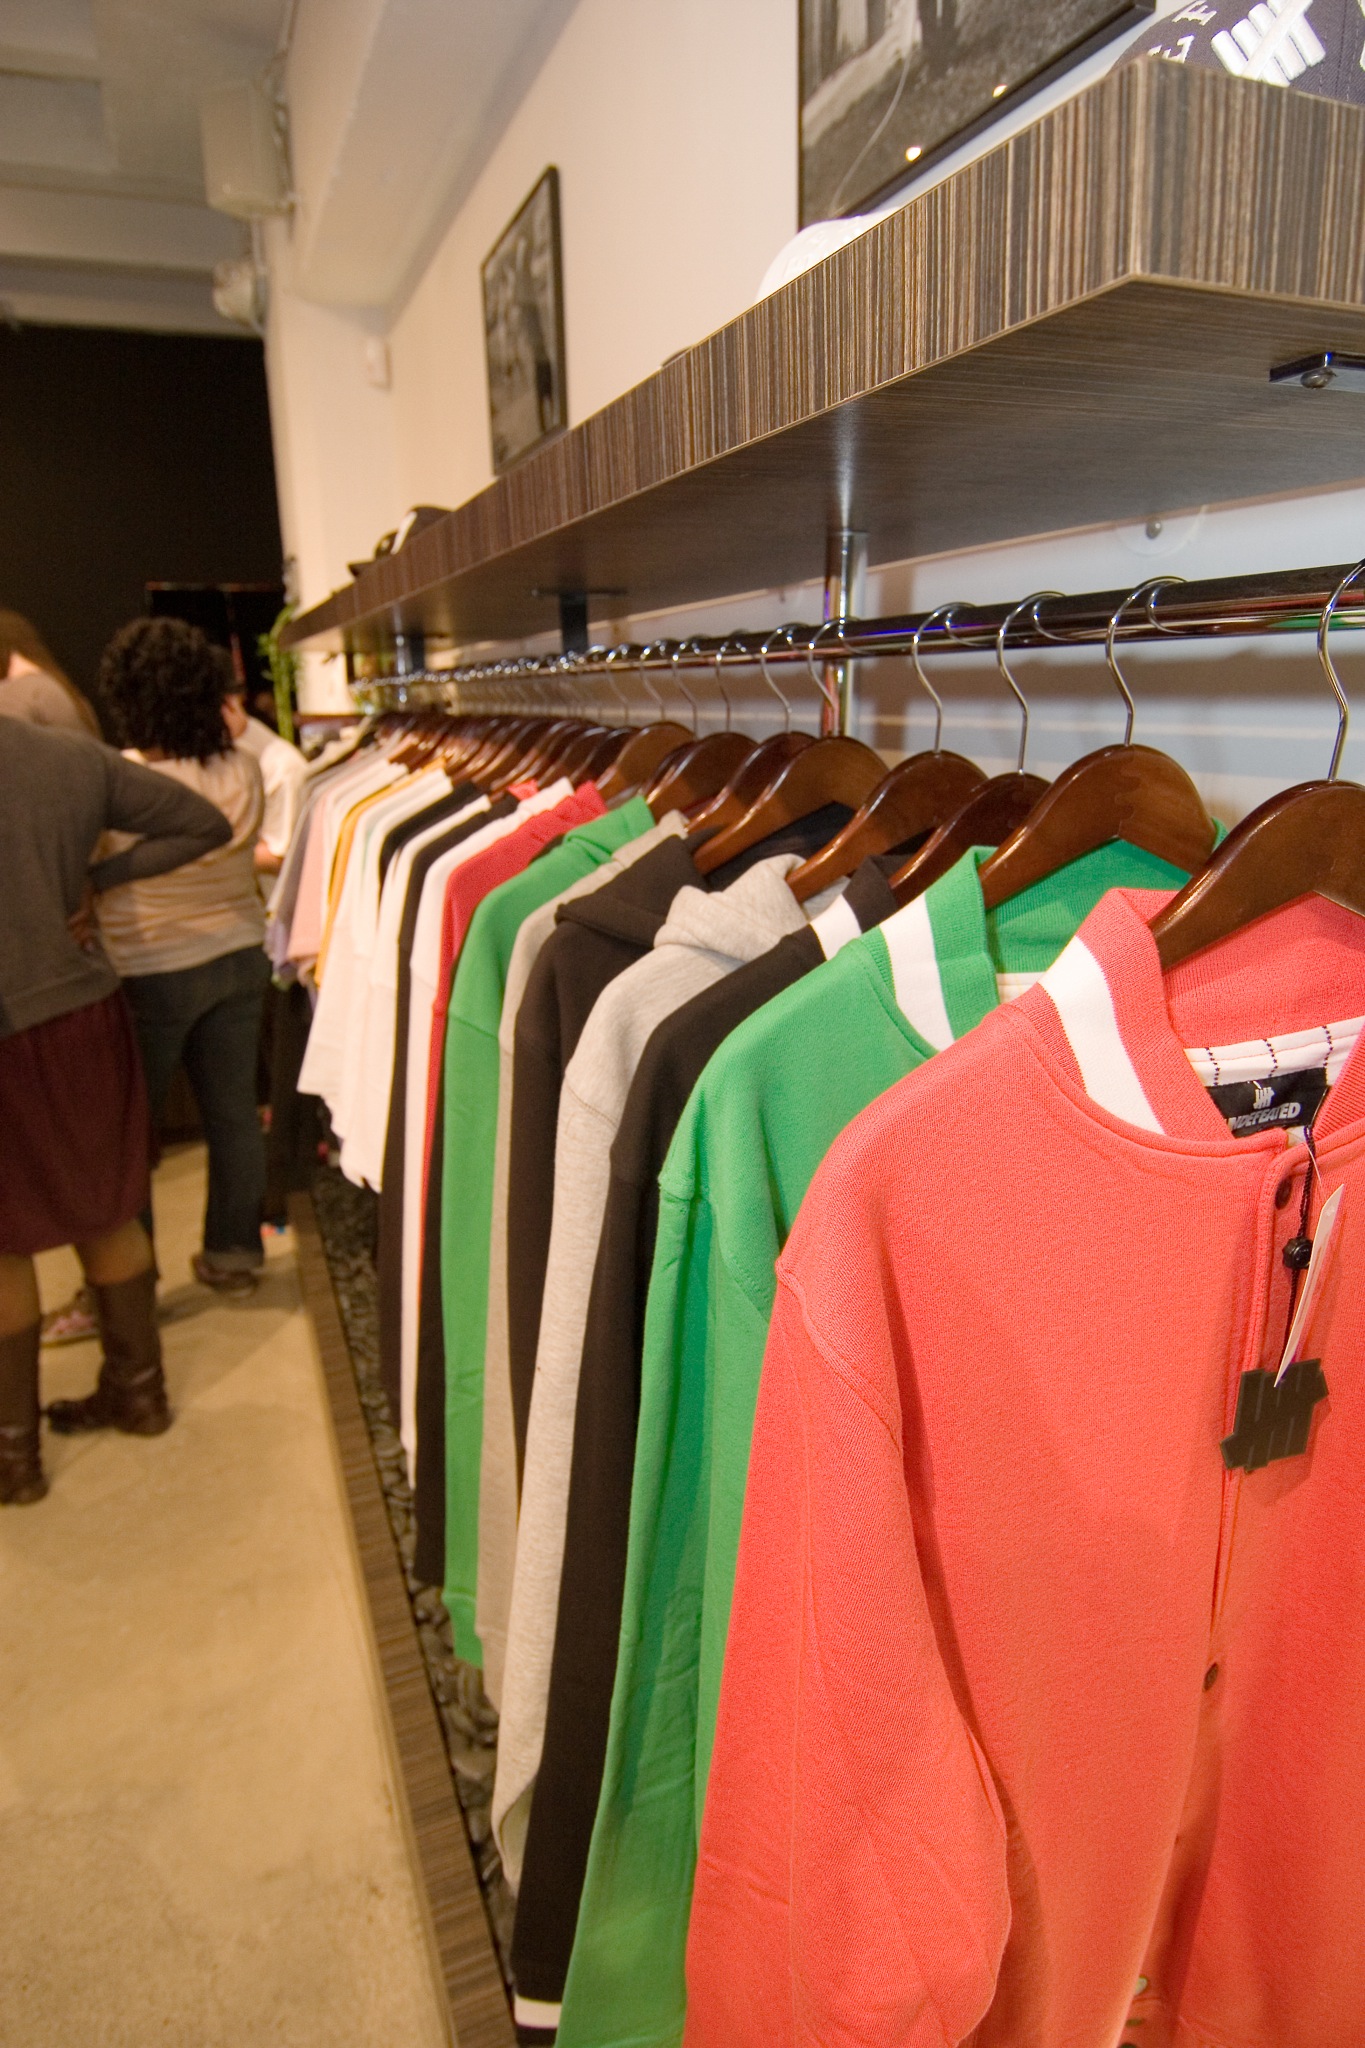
[{"xmin": 123, "ymin": 945, "xmax": 270, "ymax": 1269}]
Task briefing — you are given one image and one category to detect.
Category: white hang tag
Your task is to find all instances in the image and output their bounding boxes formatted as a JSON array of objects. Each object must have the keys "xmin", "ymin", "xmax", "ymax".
[{"xmin": 1276, "ymin": 1183, "xmax": 1345, "ymax": 1385}]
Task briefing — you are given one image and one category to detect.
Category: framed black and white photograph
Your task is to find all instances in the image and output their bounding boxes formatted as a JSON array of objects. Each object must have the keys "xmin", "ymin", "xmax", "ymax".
[
  {"xmin": 799, "ymin": 1, "xmax": 1152, "ymax": 223},
  {"xmin": 482, "ymin": 167, "xmax": 567, "ymax": 473}
]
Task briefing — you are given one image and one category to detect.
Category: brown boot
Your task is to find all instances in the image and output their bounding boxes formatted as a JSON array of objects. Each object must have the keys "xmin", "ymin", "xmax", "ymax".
[
  {"xmin": 0, "ymin": 1322, "xmax": 48, "ymax": 1504},
  {"xmin": 46, "ymin": 1269, "xmax": 171, "ymax": 1437}
]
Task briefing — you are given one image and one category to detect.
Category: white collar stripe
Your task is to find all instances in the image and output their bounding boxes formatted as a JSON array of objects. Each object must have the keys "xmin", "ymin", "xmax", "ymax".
[
  {"xmin": 1185, "ymin": 1018, "xmax": 1363, "ymax": 1088},
  {"xmin": 1038, "ymin": 937, "xmax": 1165, "ymax": 1134},
  {"xmin": 811, "ymin": 892, "xmax": 863, "ymax": 960},
  {"xmin": 514, "ymin": 1996, "xmax": 562, "ymax": 2026},
  {"xmin": 883, "ymin": 893, "xmax": 954, "ymax": 1052}
]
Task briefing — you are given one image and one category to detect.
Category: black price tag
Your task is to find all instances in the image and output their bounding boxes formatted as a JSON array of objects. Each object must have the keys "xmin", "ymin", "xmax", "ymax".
[
  {"xmin": 1221, "ymin": 1360, "xmax": 1328, "ymax": 1473},
  {"xmin": 1206, "ymin": 1066, "xmax": 1329, "ymax": 1139}
]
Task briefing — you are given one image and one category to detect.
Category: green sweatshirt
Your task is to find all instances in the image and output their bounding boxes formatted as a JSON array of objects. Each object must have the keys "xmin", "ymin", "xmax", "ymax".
[
  {"xmin": 557, "ymin": 840, "xmax": 1206, "ymax": 2048},
  {"xmin": 440, "ymin": 795, "xmax": 654, "ymax": 1663}
]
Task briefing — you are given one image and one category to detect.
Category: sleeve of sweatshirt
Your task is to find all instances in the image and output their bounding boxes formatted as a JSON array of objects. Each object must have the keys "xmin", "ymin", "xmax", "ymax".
[
  {"xmin": 683, "ymin": 1203, "xmax": 1010, "ymax": 2048},
  {"xmin": 89, "ymin": 748, "xmax": 232, "ymax": 889}
]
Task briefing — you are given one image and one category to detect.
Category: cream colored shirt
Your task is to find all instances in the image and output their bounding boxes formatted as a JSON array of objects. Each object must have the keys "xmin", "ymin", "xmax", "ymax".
[{"xmin": 96, "ymin": 748, "xmax": 266, "ymax": 977}]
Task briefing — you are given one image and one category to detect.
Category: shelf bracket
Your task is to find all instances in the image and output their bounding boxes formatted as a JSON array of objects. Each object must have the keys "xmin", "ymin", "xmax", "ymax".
[{"xmin": 531, "ymin": 585, "xmax": 628, "ymax": 657}]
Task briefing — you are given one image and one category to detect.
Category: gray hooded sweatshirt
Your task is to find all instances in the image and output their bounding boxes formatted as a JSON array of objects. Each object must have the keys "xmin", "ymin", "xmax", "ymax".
[{"xmin": 492, "ymin": 851, "xmax": 814, "ymax": 1883}]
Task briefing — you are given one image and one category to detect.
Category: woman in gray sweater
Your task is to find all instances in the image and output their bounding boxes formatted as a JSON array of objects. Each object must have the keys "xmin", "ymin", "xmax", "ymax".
[{"xmin": 0, "ymin": 716, "xmax": 229, "ymax": 1504}]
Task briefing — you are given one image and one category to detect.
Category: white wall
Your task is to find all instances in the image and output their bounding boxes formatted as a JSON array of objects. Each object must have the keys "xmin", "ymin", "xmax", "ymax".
[
  {"xmin": 264, "ymin": 0, "xmax": 1365, "ymax": 788},
  {"xmin": 267, "ymin": 0, "xmax": 795, "ymax": 659},
  {"xmin": 385, "ymin": 0, "xmax": 797, "ymax": 514},
  {"xmin": 262, "ymin": 215, "xmax": 402, "ymax": 710}
]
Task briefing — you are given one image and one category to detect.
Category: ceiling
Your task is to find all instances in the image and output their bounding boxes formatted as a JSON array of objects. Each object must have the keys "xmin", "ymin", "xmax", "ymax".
[
  {"xmin": 0, "ymin": 0, "xmax": 288, "ymax": 332},
  {"xmin": 0, "ymin": 0, "xmax": 583, "ymax": 331}
]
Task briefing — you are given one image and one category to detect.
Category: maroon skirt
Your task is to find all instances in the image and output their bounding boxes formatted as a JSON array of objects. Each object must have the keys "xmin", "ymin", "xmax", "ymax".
[{"xmin": 0, "ymin": 989, "xmax": 151, "ymax": 1255}]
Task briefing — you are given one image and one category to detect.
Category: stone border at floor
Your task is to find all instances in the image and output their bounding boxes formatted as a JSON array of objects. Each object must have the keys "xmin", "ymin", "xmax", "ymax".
[{"xmin": 291, "ymin": 1187, "xmax": 515, "ymax": 2048}]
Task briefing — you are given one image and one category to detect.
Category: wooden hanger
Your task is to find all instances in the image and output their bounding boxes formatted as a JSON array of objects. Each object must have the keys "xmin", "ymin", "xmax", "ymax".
[
  {"xmin": 594, "ymin": 720, "xmax": 692, "ymax": 800},
  {"xmin": 480, "ymin": 717, "xmax": 573, "ymax": 785},
  {"xmin": 1151, "ymin": 563, "xmax": 1365, "ymax": 967},
  {"xmin": 536, "ymin": 723, "xmax": 612, "ymax": 786},
  {"xmin": 892, "ymin": 771, "xmax": 1050, "ymax": 903},
  {"xmin": 688, "ymin": 616, "xmax": 884, "ymax": 872},
  {"xmin": 390, "ymin": 711, "xmax": 451, "ymax": 770},
  {"xmin": 791, "ymin": 750, "xmax": 985, "ymax": 900},
  {"xmin": 682, "ymin": 630, "xmax": 819, "ymax": 830},
  {"xmin": 788, "ymin": 607, "xmax": 986, "ymax": 901},
  {"xmin": 978, "ymin": 746, "xmax": 1216, "ymax": 908},
  {"xmin": 482, "ymin": 718, "xmax": 579, "ymax": 790},
  {"xmin": 577, "ymin": 726, "xmax": 633, "ymax": 782},
  {"xmin": 686, "ymin": 731, "xmax": 814, "ymax": 831},
  {"xmin": 976, "ymin": 580, "xmax": 1216, "ymax": 910},
  {"xmin": 645, "ymin": 730, "xmax": 755, "ymax": 813},
  {"xmin": 582, "ymin": 645, "xmax": 690, "ymax": 801},
  {"xmin": 693, "ymin": 734, "xmax": 886, "ymax": 874},
  {"xmin": 465, "ymin": 716, "xmax": 544, "ymax": 784}
]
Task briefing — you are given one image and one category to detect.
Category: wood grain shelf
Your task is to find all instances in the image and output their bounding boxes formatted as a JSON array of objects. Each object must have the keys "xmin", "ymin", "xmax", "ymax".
[{"xmin": 284, "ymin": 60, "xmax": 1365, "ymax": 659}]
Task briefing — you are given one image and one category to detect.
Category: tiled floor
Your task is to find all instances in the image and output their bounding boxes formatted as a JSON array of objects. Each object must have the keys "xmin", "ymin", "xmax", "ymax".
[{"xmin": 0, "ymin": 1142, "xmax": 451, "ymax": 2046}]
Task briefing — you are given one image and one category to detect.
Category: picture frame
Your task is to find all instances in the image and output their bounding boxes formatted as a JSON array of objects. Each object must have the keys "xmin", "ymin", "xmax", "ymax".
[
  {"xmin": 799, "ymin": 1, "xmax": 1154, "ymax": 225},
  {"xmin": 481, "ymin": 166, "xmax": 568, "ymax": 473}
]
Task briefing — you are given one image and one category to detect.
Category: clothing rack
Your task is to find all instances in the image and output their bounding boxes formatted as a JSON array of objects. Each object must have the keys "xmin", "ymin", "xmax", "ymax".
[{"xmin": 352, "ymin": 560, "xmax": 1365, "ymax": 733}]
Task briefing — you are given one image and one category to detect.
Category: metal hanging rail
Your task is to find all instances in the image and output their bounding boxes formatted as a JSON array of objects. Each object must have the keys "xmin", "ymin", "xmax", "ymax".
[{"xmin": 353, "ymin": 561, "xmax": 1365, "ymax": 708}]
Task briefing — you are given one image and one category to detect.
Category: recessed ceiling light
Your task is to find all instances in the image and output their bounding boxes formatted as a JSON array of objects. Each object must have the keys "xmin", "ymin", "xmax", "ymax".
[
  {"xmin": 992, "ymin": 82, "xmax": 1007, "ymax": 98},
  {"xmin": 905, "ymin": 144, "xmax": 923, "ymax": 162}
]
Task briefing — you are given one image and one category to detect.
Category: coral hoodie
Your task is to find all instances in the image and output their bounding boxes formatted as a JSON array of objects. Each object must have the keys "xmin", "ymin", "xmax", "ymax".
[{"xmin": 686, "ymin": 887, "xmax": 1365, "ymax": 2048}]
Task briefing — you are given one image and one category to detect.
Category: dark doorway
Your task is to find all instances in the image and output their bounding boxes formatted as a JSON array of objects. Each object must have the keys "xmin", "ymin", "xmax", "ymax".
[{"xmin": 0, "ymin": 323, "xmax": 282, "ymax": 707}]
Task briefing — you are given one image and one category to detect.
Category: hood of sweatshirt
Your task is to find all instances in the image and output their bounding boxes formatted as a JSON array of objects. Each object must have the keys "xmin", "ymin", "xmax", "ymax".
[
  {"xmin": 653, "ymin": 852, "xmax": 809, "ymax": 967},
  {"xmin": 551, "ymin": 816, "xmax": 691, "ymax": 949}
]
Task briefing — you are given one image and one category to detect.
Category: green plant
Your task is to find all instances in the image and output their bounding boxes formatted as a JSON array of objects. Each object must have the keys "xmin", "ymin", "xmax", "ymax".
[{"xmin": 258, "ymin": 604, "xmax": 299, "ymax": 745}]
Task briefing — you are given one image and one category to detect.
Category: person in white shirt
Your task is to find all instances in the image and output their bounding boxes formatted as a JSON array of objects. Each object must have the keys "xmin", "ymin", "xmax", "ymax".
[{"xmin": 220, "ymin": 669, "xmax": 307, "ymax": 876}]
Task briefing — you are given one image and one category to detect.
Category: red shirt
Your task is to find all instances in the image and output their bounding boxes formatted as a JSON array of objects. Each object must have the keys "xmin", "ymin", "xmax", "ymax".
[
  {"xmin": 420, "ymin": 782, "xmax": 606, "ymax": 1216},
  {"xmin": 686, "ymin": 888, "xmax": 1365, "ymax": 2048}
]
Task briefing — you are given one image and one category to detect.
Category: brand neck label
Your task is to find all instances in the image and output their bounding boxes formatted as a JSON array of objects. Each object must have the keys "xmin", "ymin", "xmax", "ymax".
[{"xmin": 1207, "ymin": 1065, "xmax": 1328, "ymax": 1137}]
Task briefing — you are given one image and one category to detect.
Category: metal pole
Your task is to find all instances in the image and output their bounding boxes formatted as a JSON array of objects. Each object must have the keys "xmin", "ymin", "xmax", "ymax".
[
  {"xmin": 390, "ymin": 611, "xmax": 424, "ymax": 678},
  {"xmin": 823, "ymin": 529, "xmax": 867, "ymax": 736},
  {"xmin": 356, "ymin": 560, "xmax": 1365, "ymax": 698}
]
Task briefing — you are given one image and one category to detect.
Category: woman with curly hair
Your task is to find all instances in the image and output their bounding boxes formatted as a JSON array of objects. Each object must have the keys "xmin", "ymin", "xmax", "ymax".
[{"xmin": 96, "ymin": 616, "xmax": 271, "ymax": 1302}]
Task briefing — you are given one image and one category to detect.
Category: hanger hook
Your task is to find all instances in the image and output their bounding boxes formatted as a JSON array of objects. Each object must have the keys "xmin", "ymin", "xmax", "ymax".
[
  {"xmin": 636, "ymin": 640, "xmax": 667, "ymax": 719},
  {"xmin": 587, "ymin": 644, "xmax": 615, "ymax": 725},
  {"xmin": 713, "ymin": 637, "xmax": 743, "ymax": 732},
  {"xmin": 563, "ymin": 648, "xmax": 589, "ymax": 723},
  {"xmin": 571, "ymin": 648, "xmax": 598, "ymax": 724},
  {"xmin": 806, "ymin": 617, "xmax": 847, "ymax": 728},
  {"xmin": 1105, "ymin": 576, "xmax": 1186, "ymax": 746},
  {"xmin": 602, "ymin": 642, "xmax": 634, "ymax": 724},
  {"xmin": 671, "ymin": 639, "xmax": 701, "ymax": 734},
  {"xmin": 1317, "ymin": 558, "xmax": 1365, "ymax": 781},
  {"xmin": 910, "ymin": 602, "xmax": 966, "ymax": 753},
  {"xmin": 758, "ymin": 624, "xmax": 797, "ymax": 731},
  {"xmin": 996, "ymin": 590, "xmax": 1063, "ymax": 773}
]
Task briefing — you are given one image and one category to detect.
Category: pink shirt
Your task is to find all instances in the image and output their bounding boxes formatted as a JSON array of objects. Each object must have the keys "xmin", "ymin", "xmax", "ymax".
[{"xmin": 687, "ymin": 888, "xmax": 1365, "ymax": 2048}]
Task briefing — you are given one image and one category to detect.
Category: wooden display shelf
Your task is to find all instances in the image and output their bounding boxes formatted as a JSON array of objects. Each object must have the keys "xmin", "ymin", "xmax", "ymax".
[{"xmin": 284, "ymin": 60, "xmax": 1365, "ymax": 659}]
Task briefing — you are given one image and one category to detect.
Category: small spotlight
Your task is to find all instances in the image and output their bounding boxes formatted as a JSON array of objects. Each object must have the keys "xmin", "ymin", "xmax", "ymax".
[
  {"xmin": 905, "ymin": 144, "xmax": 923, "ymax": 161},
  {"xmin": 992, "ymin": 82, "xmax": 1007, "ymax": 97}
]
